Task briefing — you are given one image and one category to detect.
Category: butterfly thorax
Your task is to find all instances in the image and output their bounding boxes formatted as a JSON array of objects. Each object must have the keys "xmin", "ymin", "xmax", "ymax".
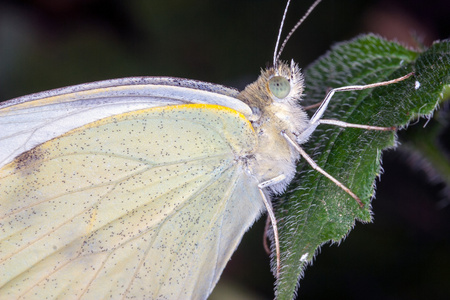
[{"xmin": 237, "ymin": 61, "xmax": 309, "ymax": 194}]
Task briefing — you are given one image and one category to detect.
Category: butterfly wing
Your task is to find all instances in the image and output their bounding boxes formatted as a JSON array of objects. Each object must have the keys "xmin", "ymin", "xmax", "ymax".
[
  {"xmin": 0, "ymin": 103, "xmax": 264, "ymax": 299},
  {"xmin": 0, "ymin": 77, "xmax": 252, "ymax": 168}
]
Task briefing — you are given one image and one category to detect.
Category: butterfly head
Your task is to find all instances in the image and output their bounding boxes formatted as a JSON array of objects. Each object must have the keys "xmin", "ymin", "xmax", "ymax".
[
  {"xmin": 238, "ymin": 60, "xmax": 308, "ymax": 138},
  {"xmin": 237, "ymin": 60, "xmax": 309, "ymax": 193}
]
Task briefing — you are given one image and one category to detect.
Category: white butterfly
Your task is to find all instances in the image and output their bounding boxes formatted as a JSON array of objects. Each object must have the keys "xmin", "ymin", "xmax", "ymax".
[{"xmin": 0, "ymin": 0, "xmax": 412, "ymax": 298}]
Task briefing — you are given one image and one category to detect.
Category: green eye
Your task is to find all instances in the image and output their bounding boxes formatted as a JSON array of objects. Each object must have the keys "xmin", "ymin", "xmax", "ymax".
[{"xmin": 268, "ymin": 76, "xmax": 290, "ymax": 99}]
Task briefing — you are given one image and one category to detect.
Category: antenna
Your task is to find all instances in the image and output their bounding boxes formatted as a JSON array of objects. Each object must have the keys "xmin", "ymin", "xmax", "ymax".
[
  {"xmin": 273, "ymin": 0, "xmax": 323, "ymax": 67},
  {"xmin": 273, "ymin": 0, "xmax": 292, "ymax": 69}
]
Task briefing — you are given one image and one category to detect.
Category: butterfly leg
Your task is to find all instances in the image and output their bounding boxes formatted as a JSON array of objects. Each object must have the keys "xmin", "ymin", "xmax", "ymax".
[
  {"xmin": 282, "ymin": 132, "xmax": 363, "ymax": 207},
  {"xmin": 310, "ymin": 72, "xmax": 414, "ymax": 124},
  {"xmin": 318, "ymin": 119, "xmax": 395, "ymax": 131},
  {"xmin": 296, "ymin": 72, "xmax": 414, "ymax": 143},
  {"xmin": 258, "ymin": 175, "xmax": 286, "ymax": 278}
]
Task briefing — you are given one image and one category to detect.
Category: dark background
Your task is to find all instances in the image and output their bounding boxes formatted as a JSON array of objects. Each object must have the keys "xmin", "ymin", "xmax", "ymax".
[{"xmin": 1, "ymin": 0, "xmax": 449, "ymax": 299}]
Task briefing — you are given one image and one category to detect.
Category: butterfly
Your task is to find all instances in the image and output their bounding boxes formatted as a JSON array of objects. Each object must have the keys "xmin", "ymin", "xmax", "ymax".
[{"xmin": 0, "ymin": 0, "xmax": 412, "ymax": 298}]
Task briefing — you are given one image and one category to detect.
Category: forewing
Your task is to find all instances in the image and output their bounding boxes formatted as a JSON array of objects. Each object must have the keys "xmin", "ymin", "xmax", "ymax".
[
  {"xmin": 0, "ymin": 77, "xmax": 252, "ymax": 168},
  {"xmin": 0, "ymin": 104, "xmax": 264, "ymax": 299}
]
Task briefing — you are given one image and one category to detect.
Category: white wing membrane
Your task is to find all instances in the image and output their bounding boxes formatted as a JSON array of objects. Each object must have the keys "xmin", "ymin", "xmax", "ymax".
[
  {"xmin": 0, "ymin": 77, "xmax": 252, "ymax": 168},
  {"xmin": 0, "ymin": 104, "xmax": 264, "ymax": 299}
]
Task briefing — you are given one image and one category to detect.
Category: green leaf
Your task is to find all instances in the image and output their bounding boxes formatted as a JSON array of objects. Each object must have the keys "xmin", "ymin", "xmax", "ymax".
[{"xmin": 273, "ymin": 35, "xmax": 450, "ymax": 299}]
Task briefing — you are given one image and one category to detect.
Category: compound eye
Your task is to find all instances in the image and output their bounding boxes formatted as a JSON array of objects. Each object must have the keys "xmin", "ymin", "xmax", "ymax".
[{"xmin": 268, "ymin": 76, "xmax": 290, "ymax": 99}]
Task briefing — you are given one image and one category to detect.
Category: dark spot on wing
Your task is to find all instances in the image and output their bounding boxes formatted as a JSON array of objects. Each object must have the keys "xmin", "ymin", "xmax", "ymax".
[{"xmin": 14, "ymin": 145, "xmax": 48, "ymax": 175}]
